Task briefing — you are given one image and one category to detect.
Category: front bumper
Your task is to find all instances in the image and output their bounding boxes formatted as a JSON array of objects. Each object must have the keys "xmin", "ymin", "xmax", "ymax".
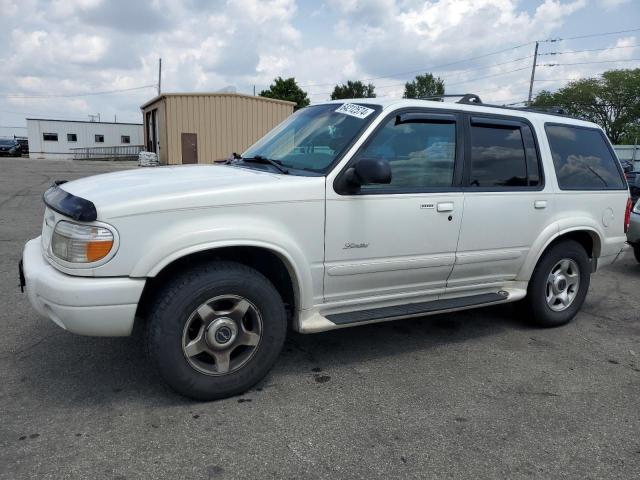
[{"xmin": 21, "ymin": 237, "xmax": 146, "ymax": 336}]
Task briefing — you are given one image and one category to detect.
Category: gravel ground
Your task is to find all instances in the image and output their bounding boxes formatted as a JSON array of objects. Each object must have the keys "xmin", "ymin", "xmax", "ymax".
[{"xmin": 1, "ymin": 157, "xmax": 639, "ymax": 479}]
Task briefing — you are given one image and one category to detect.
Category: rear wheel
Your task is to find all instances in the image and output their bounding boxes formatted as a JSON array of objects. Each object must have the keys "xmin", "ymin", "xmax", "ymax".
[
  {"xmin": 147, "ymin": 261, "xmax": 287, "ymax": 400},
  {"xmin": 525, "ymin": 240, "xmax": 590, "ymax": 328},
  {"xmin": 633, "ymin": 244, "xmax": 640, "ymax": 263}
]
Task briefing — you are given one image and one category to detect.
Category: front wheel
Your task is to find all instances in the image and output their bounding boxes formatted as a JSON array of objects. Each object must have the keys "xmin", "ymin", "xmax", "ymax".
[
  {"xmin": 525, "ymin": 240, "xmax": 591, "ymax": 328},
  {"xmin": 147, "ymin": 261, "xmax": 287, "ymax": 400}
]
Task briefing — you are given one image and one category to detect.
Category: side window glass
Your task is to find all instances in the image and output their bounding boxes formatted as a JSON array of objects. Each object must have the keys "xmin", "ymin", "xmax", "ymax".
[
  {"xmin": 546, "ymin": 125, "xmax": 625, "ymax": 190},
  {"xmin": 469, "ymin": 123, "xmax": 530, "ymax": 187},
  {"xmin": 357, "ymin": 117, "xmax": 456, "ymax": 191}
]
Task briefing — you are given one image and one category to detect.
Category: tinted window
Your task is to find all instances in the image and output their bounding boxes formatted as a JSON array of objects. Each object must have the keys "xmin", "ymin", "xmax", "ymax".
[
  {"xmin": 357, "ymin": 117, "xmax": 456, "ymax": 191},
  {"xmin": 43, "ymin": 133, "xmax": 58, "ymax": 141},
  {"xmin": 67, "ymin": 133, "xmax": 77, "ymax": 142},
  {"xmin": 546, "ymin": 125, "xmax": 625, "ymax": 190},
  {"xmin": 469, "ymin": 122, "xmax": 539, "ymax": 188}
]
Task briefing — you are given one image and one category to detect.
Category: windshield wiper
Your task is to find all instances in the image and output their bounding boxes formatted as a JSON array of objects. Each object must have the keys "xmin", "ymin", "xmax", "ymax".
[{"xmin": 236, "ymin": 154, "xmax": 289, "ymax": 174}]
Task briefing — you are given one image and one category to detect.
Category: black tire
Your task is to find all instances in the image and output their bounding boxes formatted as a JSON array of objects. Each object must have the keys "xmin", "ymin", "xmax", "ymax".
[
  {"xmin": 147, "ymin": 261, "xmax": 287, "ymax": 400},
  {"xmin": 525, "ymin": 239, "xmax": 590, "ymax": 328},
  {"xmin": 633, "ymin": 245, "xmax": 640, "ymax": 263}
]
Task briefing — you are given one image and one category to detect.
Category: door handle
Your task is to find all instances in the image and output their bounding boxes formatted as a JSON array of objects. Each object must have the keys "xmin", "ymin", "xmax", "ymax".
[
  {"xmin": 534, "ymin": 200, "xmax": 547, "ymax": 209},
  {"xmin": 437, "ymin": 202, "xmax": 454, "ymax": 212}
]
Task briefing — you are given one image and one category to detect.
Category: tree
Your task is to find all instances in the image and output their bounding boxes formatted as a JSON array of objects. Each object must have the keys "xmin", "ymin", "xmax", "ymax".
[
  {"xmin": 259, "ymin": 77, "xmax": 310, "ymax": 109},
  {"xmin": 532, "ymin": 68, "xmax": 640, "ymax": 144},
  {"xmin": 403, "ymin": 73, "xmax": 445, "ymax": 99},
  {"xmin": 330, "ymin": 80, "xmax": 376, "ymax": 100}
]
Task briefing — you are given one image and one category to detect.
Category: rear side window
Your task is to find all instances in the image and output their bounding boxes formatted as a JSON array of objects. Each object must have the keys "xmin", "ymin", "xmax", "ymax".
[
  {"xmin": 546, "ymin": 125, "xmax": 625, "ymax": 190},
  {"xmin": 468, "ymin": 118, "xmax": 541, "ymax": 188}
]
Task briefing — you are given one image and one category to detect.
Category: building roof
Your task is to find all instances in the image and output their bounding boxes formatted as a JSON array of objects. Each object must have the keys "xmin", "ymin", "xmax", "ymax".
[
  {"xmin": 140, "ymin": 92, "xmax": 297, "ymax": 109},
  {"xmin": 26, "ymin": 118, "xmax": 142, "ymax": 126}
]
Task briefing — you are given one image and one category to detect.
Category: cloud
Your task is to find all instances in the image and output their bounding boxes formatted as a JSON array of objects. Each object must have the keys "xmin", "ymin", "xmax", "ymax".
[
  {"xmin": 78, "ymin": 0, "xmax": 172, "ymax": 33},
  {"xmin": 0, "ymin": 0, "xmax": 637, "ymax": 137}
]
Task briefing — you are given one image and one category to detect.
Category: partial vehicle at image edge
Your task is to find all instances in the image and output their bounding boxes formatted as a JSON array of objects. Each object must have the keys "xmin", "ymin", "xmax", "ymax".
[
  {"xmin": 0, "ymin": 138, "xmax": 22, "ymax": 157},
  {"xmin": 626, "ymin": 198, "xmax": 640, "ymax": 262},
  {"xmin": 19, "ymin": 95, "xmax": 631, "ymax": 400}
]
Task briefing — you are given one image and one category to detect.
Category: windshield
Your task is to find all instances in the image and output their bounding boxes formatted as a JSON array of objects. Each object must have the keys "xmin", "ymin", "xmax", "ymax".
[
  {"xmin": 0, "ymin": 139, "xmax": 15, "ymax": 146},
  {"xmin": 242, "ymin": 103, "xmax": 380, "ymax": 173}
]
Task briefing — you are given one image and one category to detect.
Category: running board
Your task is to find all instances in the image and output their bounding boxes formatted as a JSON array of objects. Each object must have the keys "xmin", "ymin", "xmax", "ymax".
[{"xmin": 326, "ymin": 292, "xmax": 508, "ymax": 325}]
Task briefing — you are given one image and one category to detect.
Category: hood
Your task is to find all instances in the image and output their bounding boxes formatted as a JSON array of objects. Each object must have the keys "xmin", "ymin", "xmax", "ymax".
[{"xmin": 60, "ymin": 164, "xmax": 325, "ymax": 219}]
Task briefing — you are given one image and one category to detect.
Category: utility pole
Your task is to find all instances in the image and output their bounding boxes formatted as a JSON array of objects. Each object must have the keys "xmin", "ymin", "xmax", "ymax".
[
  {"xmin": 253, "ymin": 85, "xmax": 256, "ymax": 96},
  {"xmin": 158, "ymin": 58, "xmax": 162, "ymax": 96},
  {"xmin": 527, "ymin": 41, "xmax": 539, "ymax": 105}
]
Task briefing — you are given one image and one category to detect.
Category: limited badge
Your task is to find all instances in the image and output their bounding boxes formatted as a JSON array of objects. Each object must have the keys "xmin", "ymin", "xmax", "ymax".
[{"xmin": 335, "ymin": 103, "xmax": 375, "ymax": 119}]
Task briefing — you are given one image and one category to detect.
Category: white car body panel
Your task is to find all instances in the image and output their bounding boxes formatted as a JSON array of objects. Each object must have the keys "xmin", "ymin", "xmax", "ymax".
[{"xmin": 22, "ymin": 98, "xmax": 629, "ymax": 336}]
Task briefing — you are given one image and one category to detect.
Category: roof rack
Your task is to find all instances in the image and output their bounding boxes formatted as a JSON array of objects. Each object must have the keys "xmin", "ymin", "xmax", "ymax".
[
  {"xmin": 418, "ymin": 93, "xmax": 483, "ymax": 104},
  {"xmin": 417, "ymin": 93, "xmax": 581, "ymax": 119},
  {"xmin": 517, "ymin": 105, "xmax": 568, "ymax": 115}
]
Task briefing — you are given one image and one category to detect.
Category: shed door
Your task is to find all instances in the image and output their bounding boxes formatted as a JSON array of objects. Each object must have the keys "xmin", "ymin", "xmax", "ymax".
[{"xmin": 181, "ymin": 133, "xmax": 198, "ymax": 164}]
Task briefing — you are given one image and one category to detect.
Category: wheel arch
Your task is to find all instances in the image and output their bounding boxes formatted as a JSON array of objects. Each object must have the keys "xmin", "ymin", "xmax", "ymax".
[
  {"xmin": 521, "ymin": 226, "xmax": 602, "ymax": 281},
  {"xmin": 135, "ymin": 243, "xmax": 305, "ymax": 330}
]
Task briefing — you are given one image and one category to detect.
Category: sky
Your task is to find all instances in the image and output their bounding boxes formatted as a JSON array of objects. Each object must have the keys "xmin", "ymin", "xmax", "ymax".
[{"xmin": 0, "ymin": 0, "xmax": 638, "ymax": 138}]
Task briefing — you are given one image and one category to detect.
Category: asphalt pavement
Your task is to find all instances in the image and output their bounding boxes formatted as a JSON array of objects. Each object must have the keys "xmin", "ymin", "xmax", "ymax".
[{"xmin": 1, "ymin": 157, "xmax": 639, "ymax": 479}]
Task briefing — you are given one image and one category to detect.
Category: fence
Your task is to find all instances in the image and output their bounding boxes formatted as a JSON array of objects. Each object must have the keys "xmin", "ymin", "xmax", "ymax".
[{"xmin": 70, "ymin": 145, "xmax": 144, "ymax": 161}]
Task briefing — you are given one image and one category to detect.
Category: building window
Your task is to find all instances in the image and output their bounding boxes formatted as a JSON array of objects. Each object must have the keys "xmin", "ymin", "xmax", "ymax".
[
  {"xmin": 121, "ymin": 135, "xmax": 130, "ymax": 144},
  {"xmin": 95, "ymin": 134, "xmax": 104, "ymax": 143},
  {"xmin": 43, "ymin": 133, "xmax": 58, "ymax": 141},
  {"xmin": 67, "ymin": 133, "xmax": 77, "ymax": 142}
]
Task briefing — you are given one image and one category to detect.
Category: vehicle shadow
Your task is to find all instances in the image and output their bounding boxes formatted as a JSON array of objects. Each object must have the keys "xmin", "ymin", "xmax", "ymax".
[{"xmin": 11, "ymin": 302, "xmax": 530, "ymax": 408}]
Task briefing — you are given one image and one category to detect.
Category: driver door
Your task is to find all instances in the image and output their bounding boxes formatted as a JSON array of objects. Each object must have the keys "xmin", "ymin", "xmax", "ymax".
[{"xmin": 324, "ymin": 110, "xmax": 465, "ymax": 306}]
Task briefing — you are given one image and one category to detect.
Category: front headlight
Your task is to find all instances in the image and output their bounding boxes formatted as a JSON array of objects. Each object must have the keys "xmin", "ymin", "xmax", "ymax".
[{"xmin": 51, "ymin": 220, "xmax": 114, "ymax": 263}]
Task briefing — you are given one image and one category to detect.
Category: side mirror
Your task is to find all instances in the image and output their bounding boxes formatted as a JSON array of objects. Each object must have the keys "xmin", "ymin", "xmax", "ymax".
[{"xmin": 345, "ymin": 158, "xmax": 392, "ymax": 187}]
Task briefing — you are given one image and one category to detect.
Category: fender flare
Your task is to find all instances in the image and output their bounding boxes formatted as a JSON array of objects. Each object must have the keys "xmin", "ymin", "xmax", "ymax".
[{"xmin": 518, "ymin": 221, "xmax": 603, "ymax": 280}]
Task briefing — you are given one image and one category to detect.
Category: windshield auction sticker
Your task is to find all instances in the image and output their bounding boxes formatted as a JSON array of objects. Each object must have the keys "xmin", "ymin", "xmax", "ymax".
[{"xmin": 335, "ymin": 103, "xmax": 375, "ymax": 119}]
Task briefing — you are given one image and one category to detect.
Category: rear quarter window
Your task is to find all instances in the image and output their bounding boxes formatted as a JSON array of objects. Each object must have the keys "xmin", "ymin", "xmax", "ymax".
[{"xmin": 545, "ymin": 124, "xmax": 626, "ymax": 190}]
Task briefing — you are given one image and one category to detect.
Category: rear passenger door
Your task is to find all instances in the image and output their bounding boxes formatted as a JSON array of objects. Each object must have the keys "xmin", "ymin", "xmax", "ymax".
[{"xmin": 447, "ymin": 115, "xmax": 551, "ymax": 291}]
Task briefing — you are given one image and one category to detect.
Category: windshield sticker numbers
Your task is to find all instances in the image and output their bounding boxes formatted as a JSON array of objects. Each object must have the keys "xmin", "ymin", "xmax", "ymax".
[{"xmin": 335, "ymin": 103, "xmax": 375, "ymax": 119}]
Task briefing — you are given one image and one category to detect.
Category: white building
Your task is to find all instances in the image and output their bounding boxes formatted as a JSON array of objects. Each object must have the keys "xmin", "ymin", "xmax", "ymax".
[{"xmin": 27, "ymin": 118, "xmax": 143, "ymax": 160}]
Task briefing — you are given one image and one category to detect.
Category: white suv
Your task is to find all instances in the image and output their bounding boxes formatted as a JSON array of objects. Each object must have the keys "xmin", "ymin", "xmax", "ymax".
[{"xmin": 20, "ymin": 97, "xmax": 631, "ymax": 400}]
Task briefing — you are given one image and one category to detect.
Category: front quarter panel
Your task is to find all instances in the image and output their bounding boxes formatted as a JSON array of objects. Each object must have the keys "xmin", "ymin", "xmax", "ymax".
[{"xmin": 115, "ymin": 200, "xmax": 325, "ymax": 310}]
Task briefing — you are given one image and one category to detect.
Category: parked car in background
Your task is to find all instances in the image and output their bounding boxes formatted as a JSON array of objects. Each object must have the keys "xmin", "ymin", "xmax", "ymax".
[
  {"xmin": 0, "ymin": 139, "xmax": 21, "ymax": 157},
  {"xmin": 627, "ymin": 199, "xmax": 640, "ymax": 263},
  {"xmin": 620, "ymin": 159, "xmax": 634, "ymax": 173},
  {"xmin": 15, "ymin": 137, "xmax": 29, "ymax": 155},
  {"xmin": 624, "ymin": 170, "xmax": 640, "ymax": 204},
  {"xmin": 20, "ymin": 97, "xmax": 631, "ymax": 400}
]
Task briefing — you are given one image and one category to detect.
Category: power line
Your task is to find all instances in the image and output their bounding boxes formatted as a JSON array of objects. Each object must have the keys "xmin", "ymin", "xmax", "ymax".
[
  {"xmin": 534, "ymin": 78, "xmax": 584, "ymax": 82},
  {"xmin": 539, "ymin": 44, "xmax": 639, "ymax": 56},
  {"xmin": 540, "ymin": 27, "xmax": 640, "ymax": 43},
  {"xmin": 539, "ymin": 58, "xmax": 640, "ymax": 67},
  {"xmin": 309, "ymin": 59, "xmax": 533, "ymax": 96},
  {"xmin": 301, "ymin": 41, "xmax": 535, "ymax": 88},
  {"xmin": 445, "ymin": 65, "xmax": 532, "ymax": 87},
  {"xmin": 0, "ymin": 84, "xmax": 157, "ymax": 99},
  {"xmin": 304, "ymin": 28, "xmax": 640, "ymax": 91}
]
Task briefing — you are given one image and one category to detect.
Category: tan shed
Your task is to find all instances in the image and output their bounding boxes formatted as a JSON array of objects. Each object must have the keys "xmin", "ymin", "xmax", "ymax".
[{"xmin": 140, "ymin": 93, "xmax": 295, "ymax": 165}]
